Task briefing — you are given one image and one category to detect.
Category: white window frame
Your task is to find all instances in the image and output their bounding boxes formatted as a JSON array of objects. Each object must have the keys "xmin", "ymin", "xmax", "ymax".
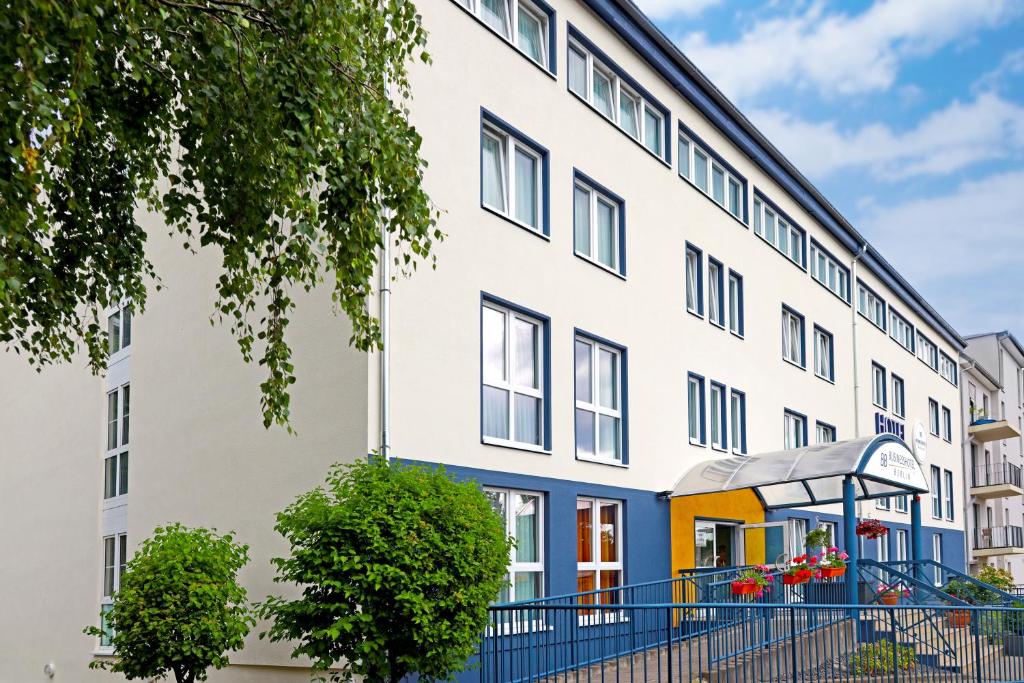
[
  {"xmin": 877, "ymin": 535, "xmax": 890, "ymax": 562},
  {"xmin": 939, "ymin": 353, "xmax": 958, "ymax": 386},
  {"xmin": 892, "ymin": 375, "xmax": 905, "ymax": 418},
  {"xmin": 707, "ymin": 260, "xmax": 724, "ymax": 327},
  {"xmin": 813, "ymin": 327, "xmax": 833, "ymax": 381},
  {"xmin": 576, "ymin": 497, "xmax": 623, "ymax": 619},
  {"xmin": 816, "ymin": 422, "xmax": 836, "ymax": 444},
  {"xmin": 107, "ymin": 303, "xmax": 133, "ymax": 359},
  {"xmin": 685, "ymin": 246, "xmax": 701, "ymax": 316},
  {"xmin": 568, "ymin": 40, "xmax": 665, "ymax": 158},
  {"xmin": 709, "ymin": 382, "xmax": 725, "ymax": 450},
  {"xmin": 573, "ymin": 179, "xmax": 621, "ymax": 273},
  {"xmin": 575, "ymin": 337, "xmax": 623, "ymax": 464},
  {"xmin": 678, "ymin": 133, "xmax": 745, "ymax": 220},
  {"xmin": 730, "ymin": 389, "xmax": 746, "ymax": 455},
  {"xmin": 784, "ymin": 411, "xmax": 806, "ymax": 449},
  {"xmin": 943, "ymin": 469, "xmax": 954, "ymax": 520},
  {"xmin": 871, "ymin": 363, "xmax": 886, "ymax": 409},
  {"xmin": 889, "ymin": 309, "xmax": 914, "ymax": 353},
  {"xmin": 928, "ymin": 399, "xmax": 940, "ymax": 436},
  {"xmin": 461, "ymin": 0, "xmax": 550, "ymax": 68},
  {"xmin": 99, "ymin": 532, "xmax": 128, "ymax": 650},
  {"xmin": 932, "ymin": 534, "xmax": 943, "ymax": 585},
  {"xmin": 728, "ymin": 271, "xmax": 743, "ymax": 336},
  {"xmin": 895, "ymin": 495, "xmax": 908, "ymax": 513},
  {"xmin": 752, "ymin": 195, "xmax": 804, "ymax": 267},
  {"xmin": 104, "ymin": 384, "xmax": 130, "ymax": 505},
  {"xmin": 486, "ymin": 488, "xmax": 544, "ymax": 603},
  {"xmin": 876, "ymin": 495, "xmax": 891, "ymax": 510},
  {"xmin": 930, "ymin": 466, "xmax": 942, "ymax": 519},
  {"xmin": 481, "ymin": 124, "xmax": 543, "ymax": 233},
  {"xmin": 781, "ymin": 308, "xmax": 804, "ymax": 367},
  {"xmin": 809, "ymin": 241, "xmax": 849, "ymax": 302},
  {"xmin": 941, "ymin": 406, "xmax": 952, "ymax": 442},
  {"xmin": 895, "ymin": 529, "xmax": 908, "ymax": 560},
  {"xmin": 857, "ymin": 283, "xmax": 886, "ymax": 331},
  {"xmin": 917, "ymin": 333, "xmax": 938, "ymax": 371},
  {"xmin": 482, "ymin": 302, "xmax": 546, "ymax": 451},
  {"xmin": 688, "ymin": 374, "xmax": 704, "ymax": 446}
]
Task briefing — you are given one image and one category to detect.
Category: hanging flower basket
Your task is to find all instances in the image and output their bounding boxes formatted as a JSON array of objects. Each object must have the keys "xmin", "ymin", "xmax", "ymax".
[
  {"xmin": 732, "ymin": 581, "xmax": 759, "ymax": 595},
  {"xmin": 856, "ymin": 519, "xmax": 889, "ymax": 539},
  {"xmin": 731, "ymin": 566, "xmax": 773, "ymax": 597},
  {"xmin": 818, "ymin": 566, "xmax": 846, "ymax": 579},
  {"xmin": 880, "ymin": 593, "xmax": 899, "ymax": 606},
  {"xmin": 783, "ymin": 570, "xmax": 812, "ymax": 585}
]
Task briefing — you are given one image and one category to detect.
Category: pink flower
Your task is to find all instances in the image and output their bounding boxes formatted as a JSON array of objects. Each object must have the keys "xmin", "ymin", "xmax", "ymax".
[
  {"xmin": 766, "ymin": 575, "xmax": 775, "ymax": 582},
  {"xmin": 839, "ymin": 552, "xmax": 849, "ymax": 560}
]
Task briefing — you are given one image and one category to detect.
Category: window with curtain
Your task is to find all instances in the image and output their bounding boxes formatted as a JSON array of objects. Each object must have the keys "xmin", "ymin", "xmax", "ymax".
[
  {"xmin": 99, "ymin": 532, "xmax": 128, "ymax": 648},
  {"xmin": 815, "ymin": 422, "xmax": 835, "ymax": 443},
  {"xmin": 871, "ymin": 363, "xmax": 887, "ymax": 409},
  {"xmin": 685, "ymin": 245, "xmax": 702, "ymax": 315},
  {"xmin": 460, "ymin": 0, "xmax": 551, "ymax": 69},
  {"xmin": 930, "ymin": 466, "xmax": 942, "ymax": 518},
  {"xmin": 577, "ymin": 498, "xmax": 623, "ymax": 604},
  {"xmin": 730, "ymin": 389, "xmax": 746, "ymax": 454},
  {"xmin": 728, "ymin": 270, "xmax": 743, "ymax": 336},
  {"xmin": 917, "ymin": 332, "xmax": 938, "ymax": 370},
  {"xmin": 889, "ymin": 308, "xmax": 914, "ymax": 352},
  {"xmin": 107, "ymin": 303, "xmax": 133, "ymax": 355},
  {"xmin": 678, "ymin": 131, "xmax": 746, "ymax": 221},
  {"xmin": 944, "ymin": 469, "xmax": 954, "ymax": 520},
  {"xmin": 481, "ymin": 118, "xmax": 546, "ymax": 235},
  {"xmin": 941, "ymin": 406, "xmax": 952, "ymax": 441},
  {"xmin": 575, "ymin": 336, "xmax": 624, "ymax": 463},
  {"xmin": 709, "ymin": 382, "xmax": 726, "ymax": 450},
  {"xmin": 784, "ymin": 410, "xmax": 806, "ymax": 449},
  {"xmin": 486, "ymin": 488, "xmax": 544, "ymax": 602},
  {"xmin": 104, "ymin": 384, "xmax": 130, "ymax": 501},
  {"xmin": 708, "ymin": 259, "xmax": 724, "ymax": 327},
  {"xmin": 688, "ymin": 374, "xmax": 705, "ymax": 445},
  {"xmin": 857, "ymin": 282, "xmax": 887, "ymax": 330},
  {"xmin": 809, "ymin": 241, "xmax": 849, "ymax": 302},
  {"xmin": 781, "ymin": 306, "xmax": 804, "ymax": 366},
  {"xmin": 753, "ymin": 193, "xmax": 804, "ymax": 267},
  {"xmin": 928, "ymin": 399, "xmax": 939, "ymax": 435},
  {"xmin": 482, "ymin": 302, "xmax": 546, "ymax": 448},
  {"xmin": 573, "ymin": 175, "xmax": 623, "ymax": 274},
  {"xmin": 892, "ymin": 375, "xmax": 905, "ymax": 417},
  {"xmin": 940, "ymin": 353, "xmax": 958, "ymax": 386},
  {"xmin": 814, "ymin": 326, "xmax": 833, "ymax": 381}
]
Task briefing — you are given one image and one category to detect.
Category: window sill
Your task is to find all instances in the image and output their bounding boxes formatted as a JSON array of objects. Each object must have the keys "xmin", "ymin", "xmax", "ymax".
[
  {"xmin": 709, "ymin": 319, "xmax": 726, "ymax": 331},
  {"xmin": 917, "ymin": 356, "xmax": 939, "ymax": 374},
  {"xmin": 574, "ymin": 252, "xmax": 626, "ymax": 280},
  {"xmin": 872, "ymin": 402, "xmax": 887, "ymax": 411},
  {"xmin": 677, "ymin": 173, "xmax": 749, "ymax": 231},
  {"xmin": 730, "ymin": 330, "xmax": 744, "ymax": 340},
  {"xmin": 810, "ymin": 277, "xmax": 852, "ymax": 307},
  {"xmin": 857, "ymin": 311, "xmax": 887, "ymax": 334},
  {"xmin": 448, "ymin": 0, "xmax": 557, "ymax": 81},
  {"xmin": 711, "ymin": 445, "xmax": 727, "ymax": 453},
  {"xmin": 890, "ymin": 337, "xmax": 915, "ymax": 355},
  {"xmin": 688, "ymin": 438, "xmax": 707, "ymax": 447},
  {"xmin": 686, "ymin": 308, "xmax": 705, "ymax": 321},
  {"xmin": 568, "ymin": 90, "xmax": 671, "ymax": 169},
  {"xmin": 481, "ymin": 204, "xmax": 550, "ymax": 242},
  {"xmin": 732, "ymin": 448, "xmax": 747, "ymax": 456},
  {"xmin": 481, "ymin": 438, "xmax": 551, "ymax": 456},
  {"xmin": 782, "ymin": 357, "xmax": 806, "ymax": 372},
  {"xmin": 753, "ymin": 232, "xmax": 807, "ymax": 272},
  {"xmin": 92, "ymin": 648, "xmax": 115, "ymax": 658},
  {"xmin": 576, "ymin": 454, "xmax": 628, "ymax": 468},
  {"xmin": 815, "ymin": 372, "xmax": 835, "ymax": 385},
  {"xmin": 106, "ymin": 349, "xmax": 131, "ymax": 367}
]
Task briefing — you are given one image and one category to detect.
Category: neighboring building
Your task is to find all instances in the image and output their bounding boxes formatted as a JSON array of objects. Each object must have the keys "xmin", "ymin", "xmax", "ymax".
[
  {"xmin": 0, "ymin": 0, "xmax": 973, "ymax": 680},
  {"xmin": 961, "ymin": 333, "xmax": 1024, "ymax": 576}
]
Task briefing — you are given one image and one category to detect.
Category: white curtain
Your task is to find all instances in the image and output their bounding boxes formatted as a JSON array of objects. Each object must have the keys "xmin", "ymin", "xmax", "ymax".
[
  {"xmin": 514, "ymin": 148, "xmax": 537, "ymax": 228},
  {"xmin": 596, "ymin": 200, "xmax": 615, "ymax": 268},
  {"xmin": 481, "ymin": 133, "xmax": 506, "ymax": 212},
  {"xmin": 574, "ymin": 186, "xmax": 591, "ymax": 256},
  {"xmin": 517, "ymin": 11, "xmax": 543, "ymax": 64}
]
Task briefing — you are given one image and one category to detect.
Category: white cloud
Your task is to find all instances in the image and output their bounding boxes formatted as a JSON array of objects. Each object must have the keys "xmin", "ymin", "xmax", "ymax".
[
  {"xmin": 633, "ymin": 0, "xmax": 722, "ymax": 20},
  {"xmin": 679, "ymin": 0, "xmax": 1022, "ymax": 102},
  {"xmin": 858, "ymin": 169, "xmax": 1024, "ymax": 334},
  {"xmin": 973, "ymin": 48, "xmax": 1024, "ymax": 94},
  {"xmin": 748, "ymin": 93, "xmax": 1024, "ymax": 180}
]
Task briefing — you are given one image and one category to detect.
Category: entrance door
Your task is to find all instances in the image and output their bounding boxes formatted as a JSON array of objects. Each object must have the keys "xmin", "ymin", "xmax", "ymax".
[
  {"xmin": 737, "ymin": 522, "xmax": 789, "ymax": 568},
  {"xmin": 694, "ymin": 521, "xmax": 737, "ymax": 568}
]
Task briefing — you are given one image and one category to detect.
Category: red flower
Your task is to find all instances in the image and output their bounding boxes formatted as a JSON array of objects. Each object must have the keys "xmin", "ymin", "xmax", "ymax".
[{"xmin": 809, "ymin": 556, "xmax": 818, "ymax": 565}]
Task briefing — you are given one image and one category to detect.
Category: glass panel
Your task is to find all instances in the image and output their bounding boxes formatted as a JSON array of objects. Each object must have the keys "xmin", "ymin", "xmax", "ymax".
[
  {"xmin": 575, "ymin": 340, "xmax": 592, "ymax": 402},
  {"xmin": 710, "ymin": 387, "xmax": 721, "ymax": 445},
  {"xmin": 573, "ymin": 185, "xmax": 591, "ymax": 256},
  {"xmin": 790, "ymin": 229, "xmax": 802, "ymax": 262},
  {"xmin": 778, "ymin": 220, "xmax": 789, "ymax": 253},
  {"xmin": 678, "ymin": 138, "xmax": 690, "ymax": 178},
  {"xmin": 753, "ymin": 198, "xmax": 762, "ymax": 234},
  {"xmin": 576, "ymin": 409, "xmax": 595, "ymax": 455},
  {"xmin": 514, "ymin": 148, "xmax": 538, "ymax": 228},
  {"xmin": 764, "ymin": 210, "xmax": 775, "ymax": 243},
  {"xmin": 577, "ymin": 501, "xmax": 593, "ymax": 562},
  {"xmin": 688, "ymin": 380, "xmax": 700, "ymax": 440},
  {"xmin": 711, "ymin": 165, "xmax": 725, "ymax": 205},
  {"xmin": 731, "ymin": 394, "xmax": 741, "ymax": 447},
  {"xmin": 481, "ymin": 132, "xmax": 506, "ymax": 212},
  {"xmin": 513, "ymin": 318, "xmax": 537, "ymax": 388},
  {"xmin": 483, "ymin": 386, "xmax": 509, "ymax": 439},
  {"xmin": 644, "ymin": 107, "xmax": 661, "ymax": 154},
  {"xmin": 599, "ymin": 503, "xmax": 618, "ymax": 561},
  {"xmin": 118, "ymin": 452, "xmax": 128, "ymax": 496},
  {"xmin": 592, "ymin": 69, "xmax": 613, "ymax": 118},
  {"xmin": 514, "ymin": 494, "xmax": 540, "ymax": 562},
  {"xmin": 577, "ymin": 570, "xmax": 596, "ymax": 594},
  {"xmin": 481, "ymin": 0, "xmax": 510, "ymax": 37},
  {"xmin": 596, "ymin": 199, "xmax": 615, "ymax": 269},
  {"xmin": 599, "ymin": 570, "xmax": 621, "ymax": 603},
  {"xmin": 728, "ymin": 178, "xmax": 740, "ymax": 217},
  {"xmin": 619, "ymin": 90, "xmax": 639, "ymax": 139},
  {"xmin": 568, "ymin": 46, "xmax": 587, "ymax": 96},
  {"xmin": 482, "ymin": 306, "xmax": 506, "ymax": 383},
  {"xmin": 599, "ymin": 415, "xmax": 620, "ymax": 460},
  {"xmin": 108, "ymin": 311, "xmax": 121, "ymax": 355},
  {"xmin": 119, "ymin": 534, "xmax": 127, "ymax": 582},
  {"xmin": 100, "ymin": 603, "xmax": 114, "ymax": 647},
  {"xmin": 685, "ymin": 252, "xmax": 697, "ymax": 311},
  {"xmin": 693, "ymin": 150, "xmax": 709, "ymax": 192},
  {"xmin": 514, "ymin": 393, "xmax": 541, "ymax": 445},
  {"xmin": 121, "ymin": 385, "xmax": 130, "ymax": 446},
  {"xmin": 517, "ymin": 8, "xmax": 544, "ymax": 64},
  {"xmin": 514, "ymin": 572, "xmax": 543, "ymax": 601},
  {"xmin": 104, "ymin": 456, "xmax": 117, "ymax": 499},
  {"xmin": 121, "ymin": 307, "xmax": 132, "ymax": 347},
  {"xmin": 106, "ymin": 392, "xmax": 118, "ymax": 451},
  {"xmin": 695, "ymin": 522, "xmax": 716, "ymax": 568},
  {"xmin": 103, "ymin": 537, "xmax": 115, "ymax": 596},
  {"xmin": 598, "ymin": 349, "xmax": 617, "ymax": 409}
]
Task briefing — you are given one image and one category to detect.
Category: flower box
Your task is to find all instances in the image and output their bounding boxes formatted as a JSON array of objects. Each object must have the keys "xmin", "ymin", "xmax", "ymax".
[
  {"xmin": 783, "ymin": 573, "xmax": 810, "ymax": 586},
  {"xmin": 947, "ymin": 610, "xmax": 971, "ymax": 628},
  {"xmin": 732, "ymin": 581, "xmax": 758, "ymax": 595},
  {"xmin": 880, "ymin": 593, "xmax": 899, "ymax": 606},
  {"xmin": 818, "ymin": 566, "xmax": 846, "ymax": 579}
]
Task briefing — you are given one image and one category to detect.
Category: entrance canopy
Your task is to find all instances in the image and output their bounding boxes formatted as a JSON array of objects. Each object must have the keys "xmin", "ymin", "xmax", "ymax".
[{"xmin": 670, "ymin": 434, "xmax": 928, "ymax": 510}]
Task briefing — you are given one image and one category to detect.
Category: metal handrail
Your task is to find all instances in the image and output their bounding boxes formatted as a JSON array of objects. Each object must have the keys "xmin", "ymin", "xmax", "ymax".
[
  {"xmin": 974, "ymin": 524, "xmax": 1024, "ymax": 550},
  {"xmin": 972, "ymin": 462, "xmax": 1023, "ymax": 488}
]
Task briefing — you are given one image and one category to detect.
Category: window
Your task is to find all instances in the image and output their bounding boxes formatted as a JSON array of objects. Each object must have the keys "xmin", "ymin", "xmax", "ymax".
[
  {"xmin": 816, "ymin": 421, "xmax": 836, "ymax": 443},
  {"xmin": 685, "ymin": 244, "xmax": 703, "ymax": 316},
  {"xmin": 871, "ymin": 363, "xmax": 887, "ymax": 409},
  {"xmin": 107, "ymin": 304, "xmax": 133, "ymax": 356},
  {"xmin": 939, "ymin": 352, "xmax": 958, "ymax": 386},
  {"xmin": 932, "ymin": 534, "xmax": 942, "ymax": 584},
  {"xmin": 728, "ymin": 270, "xmax": 744, "ymax": 336},
  {"xmin": 459, "ymin": 0, "xmax": 553, "ymax": 69},
  {"xmin": 877, "ymin": 535, "xmax": 890, "ymax": 562},
  {"xmin": 930, "ymin": 465, "xmax": 942, "ymax": 519},
  {"xmin": 917, "ymin": 332, "xmax": 938, "ymax": 371},
  {"xmin": 568, "ymin": 31, "xmax": 667, "ymax": 160},
  {"xmin": 573, "ymin": 172, "xmax": 624, "ymax": 274},
  {"xmin": 104, "ymin": 384, "xmax": 130, "ymax": 500},
  {"xmin": 688, "ymin": 373, "xmax": 705, "ymax": 445},
  {"xmin": 889, "ymin": 309, "xmax": 914, "ymax": 353},
  {"xmin": 876, "ymin": 496, "xmax": 891, "ymax": 510},
  {"xmin": 821, "ymin": 522, "xmax": 838, "ymax": 547},
  {"xmin": 99, "ymin": 533, "xmax": 128, "ymax": 648},
  {"xmin": 486, "ymin": 489, "xmax": 544, "ymax": 602},
  {"xmin": 813, "ymin": 326, "xmax": 834, "ymax": 382},
  {"xmin": 707, "ymin": 258, "xmax": 725, "ymax": 327},
  {"xmin": 575, "ymin": 335, "xmax": 624, "ymax": 463},
  {"xmin": 481, "ymin": 113, "xmax": 547, "ymax": 235},
  {"xmin": 892, "ymin": 375, "xmax": 905, "ymax": 418},
  {"xmin": 928, "ymin": 399, "xmax": 939, "ymax": 436},
  {"xmin": 709, "ymin": 381, "xmax": 726, "ymax": 450},
  {"xmin": 781, "ymin": 306, "xmax": 805, "ymax": 367},
  {"xmin": 482, "ymin": 300, "xmax": 548, "ymax": 449},
  {"xmin": 784, "ymin": 410, "xmax": 807, "ymax": 449},
  {"xmin": 895, "ymin": 530, "xmax": 908, "ymax": 561},
  {"xmin": 857, "ymin": 281, "xmax": 886, "ymax": 331},
  {"xmin": 730, "ymin": 389, "xmax": 747, "ymax": 454},
  {"xmin": 895, "ymin": 495, "xmax": 908, "ymax": 513},
  {"xmin": 678, "ymin": 129, "xmax": 746, "ymax": 220},
  {"xmin": 809, "ymin": 240, "xmax": 850, "ymax": 302},
  {"xmin": 941, "ymin": 406, "xmax": 952, "ymax": 442},
  {"xmin": 753, "ymin": 193, "xmax": 805, "ymax": 267},
  {"xmin": 943, "ymin": 469, "xmax": 954, "ymax": 520},
  {"xmin": 576, "ymin": 498, "xmax": 623, "ymax": 598}
]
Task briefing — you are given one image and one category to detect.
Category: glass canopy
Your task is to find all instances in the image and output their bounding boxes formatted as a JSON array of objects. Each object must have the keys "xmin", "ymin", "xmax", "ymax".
[{"xmin": 670, "ymin": 434, "xmax": 928, "ymax": 510}]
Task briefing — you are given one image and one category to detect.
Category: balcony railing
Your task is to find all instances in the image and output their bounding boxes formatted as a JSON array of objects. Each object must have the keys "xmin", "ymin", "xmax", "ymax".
[
  {"xmin": 973, "ymin": 462, "xmax": 1023, "ymax": 489},
  {"xmin": 974, "ymin": 525, "xmax": 1024, "ymax": 550}
]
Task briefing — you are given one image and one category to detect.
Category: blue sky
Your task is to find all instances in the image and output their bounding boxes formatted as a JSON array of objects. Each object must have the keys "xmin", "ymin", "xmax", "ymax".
[{"xmin": 636, "ymin": 0, "xmax": 1024, "ymax": 338}]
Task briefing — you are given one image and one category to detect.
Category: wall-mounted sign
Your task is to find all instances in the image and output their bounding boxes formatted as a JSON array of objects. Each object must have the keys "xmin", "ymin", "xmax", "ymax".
[
  {"xmin": 875, "ymin": 412, "xmax": 905, "ymax": 440},
  {"xmin": 861, "ymin": 440, "xmax": 928, "ymax": 491},
  {"xmin": 912, "ymin": 422, "xmax": 928, "ymax": 463}
]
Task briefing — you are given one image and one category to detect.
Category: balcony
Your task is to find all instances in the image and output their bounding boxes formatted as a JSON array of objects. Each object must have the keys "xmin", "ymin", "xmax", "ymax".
[
  {"xmin": 973, "ymin": 525, "xmax": 1024, "ymax": 557},
  {"xmin": 970, "ymin": 462, "xmax": 1024, "ymax": 499},
  {"xmin": 968, "ymin": 418, "xmax": 1021, "ymax": 443}
]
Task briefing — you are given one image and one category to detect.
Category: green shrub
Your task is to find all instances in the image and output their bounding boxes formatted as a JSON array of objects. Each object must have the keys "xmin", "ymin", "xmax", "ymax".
[
  {"xmin": 977, "ymin": 565, "xmax": 1015, "ymax": 592},
  {"xmin": 850, "ymin": 641, "xmax": 916, "ymax": 674}
]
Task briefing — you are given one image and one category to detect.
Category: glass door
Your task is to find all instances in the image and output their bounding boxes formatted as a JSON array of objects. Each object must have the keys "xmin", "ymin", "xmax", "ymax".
[
  {"xmin": 694, "ymin": 521, "xmax": 737, "ymax": 568},
  {"xmin": 737, "ymin": 522, "xmax": 789, "ymax": 568}
]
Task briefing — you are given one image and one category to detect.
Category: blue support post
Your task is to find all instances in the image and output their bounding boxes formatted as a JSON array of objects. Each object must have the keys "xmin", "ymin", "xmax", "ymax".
[
  {"xmin": 843, "ymin": 475, "xmax": 858, "ymax": 606},
  {"xmin": 911, "ymin": 494, "xmax": 923, "ymax": 583}
]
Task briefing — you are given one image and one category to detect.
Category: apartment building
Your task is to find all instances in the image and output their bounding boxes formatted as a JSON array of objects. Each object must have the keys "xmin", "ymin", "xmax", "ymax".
[
  {"xmin": 0, "ymin": 0, "xmax": 971, "ymax": 680},
  {"xmin": 961, "ymin": 333, "xmax": 1024, "ymax": 576}
]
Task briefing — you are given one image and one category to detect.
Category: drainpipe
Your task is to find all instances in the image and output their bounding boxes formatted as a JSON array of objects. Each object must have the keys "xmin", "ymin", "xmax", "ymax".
[
  {"xmin": 379, "ymin": 22, "xmax": 395, "ymax": 461},
  {"xmin": 960, "ymin": 358, "xmax": 977, "ymax": 570},
  {"xmin": 851, "ymin": 245, "xmax": 868, "ymax": 524}
]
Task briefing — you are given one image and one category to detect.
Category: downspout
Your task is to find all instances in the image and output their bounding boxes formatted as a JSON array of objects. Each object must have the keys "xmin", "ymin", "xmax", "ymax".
[
  {"xmin": 851, "ymin": 245, "xmax": 867, "ymax": 523},
  {"xmin": 960, "ymin": 358, "xmax": 977, "ymax": 569},
  {"xmin": 379, "ymin": 21, "xmax": 395, "ymax": 461}
]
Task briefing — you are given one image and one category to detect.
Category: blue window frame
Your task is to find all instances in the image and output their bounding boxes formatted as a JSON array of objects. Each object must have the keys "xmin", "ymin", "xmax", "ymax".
[
  {"xmin": 451, "ymin": 0, "xmax": 557, "ymax": 75},
  {"xmin": 941, "ymin": 405, "xmax": 952, "ymax": 443},
  {"xmin": 928, "ymin": 398, "xmax": 940, "ymax": 436},
  {"xmin": 707, "ymin": 257, "xmax": 725, "ymax": 328},
  {"xmin": 871, "ymin": 362, "xmax": 887, "ymax": 409},
  {"xmin": 808, "ymin": 239, "xmax": 851, "ymax": 303},
  {"xmin": 573, "ymin": 169, "xmax": 626, "ymax": 277},
  {"xmin": 781, "ymin": 304, "xmax": 806, "ymax": 368},
  {"xmin": 480, "ymin": 293, "xmax": 551, "ymax": 452},
  {"xmin": 856, "ymin": 279, "xmax": 887, "ymax": 332},
  {"xmin": 752, "ymin": 190, "xmax": 806, "ymax": 269},
  {"xmin": 678, "ymin": 122, "xmax": 748, "ymax": 224},
  {"xmin": 889, "ymin": 307, "xmax": 915, "ymax": 353},
  {"xmin": 730, "ymin": 388, "xmax": 747, "ymax": 454},
  {"xmin": 892, "ymin": 374, "xmax": 905, "ymax": 418},
  {"xmin": 813, "ymin": 325, "xmax": 834, "ymax": 382},
  {"xmin": 939, "ymin": 351, "xmax": 959, "ymax": 387},
  {"xmin": 709, "ymin": 381, "xmax": 727, "ymax": 450},
  {"xmin": 728, "ymin": 269, "xmax": 744, "ymax": 337},
  {"xmin": 784, "ymin": 409, "xmax": 808, "ymax": 449},
  {"xmin": 687, "ymin": 372, "xmax": 706, "ymax": 445},
  {"xmin": 480, "ymin": 109, "xmax": 550, "ymax": 238},
  {"xmin": 566, "ymin": 25, "xmax": 671, "ymax": 164},
  {"xmin": 574, "ymin": 329, "xmax": 628, "ymax": 465},
  {"xmin": 685, "ymin": 243, "xmax": 704, "ymax": 317},
  {"xmin": 815, "ymin": 420, "xmax": 837, "ymax": 444}
]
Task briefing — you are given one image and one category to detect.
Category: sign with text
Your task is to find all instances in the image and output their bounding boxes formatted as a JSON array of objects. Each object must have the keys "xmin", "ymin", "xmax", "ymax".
[
  {"xmin": 861, "ymin": 441, "xmax": 928, "ymax": 491},
  {"xmin": 875, "ymin": 412, "xmax": 905, "ymax": 440}
]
